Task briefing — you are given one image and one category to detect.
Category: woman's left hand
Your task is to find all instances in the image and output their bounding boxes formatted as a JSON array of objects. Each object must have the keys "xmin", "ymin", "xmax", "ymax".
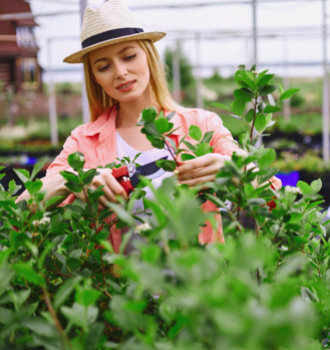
[{"xmin": 176, "ymin": 153, "xmax": 230, "ymax": 187}]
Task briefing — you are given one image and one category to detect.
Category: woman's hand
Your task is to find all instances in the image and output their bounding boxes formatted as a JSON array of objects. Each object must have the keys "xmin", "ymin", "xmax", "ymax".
[
  {"xmin": 176, "ymin": 153, "xmax": 230, "ymax": 187},
  {"xmin": 72, "ymin": 168, "xmax": 128, "ymax": 210}
]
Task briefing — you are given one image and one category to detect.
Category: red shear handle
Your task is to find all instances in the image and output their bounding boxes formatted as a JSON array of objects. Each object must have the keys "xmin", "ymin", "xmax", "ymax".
[{"xmin": 111, "ymin": 166, "xmax": 134, "ymax": 196}]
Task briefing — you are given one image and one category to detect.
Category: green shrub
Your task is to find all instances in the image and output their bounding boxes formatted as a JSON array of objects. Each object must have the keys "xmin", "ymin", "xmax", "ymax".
[{"xmin": 0, "ymin": 66, "xmax": 328, "ymax": 350}]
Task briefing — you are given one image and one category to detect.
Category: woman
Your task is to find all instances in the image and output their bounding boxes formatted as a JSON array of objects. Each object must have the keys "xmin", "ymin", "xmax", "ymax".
[{"xmin": 17, "ymin": 0, "xmax": 280, "ymax": 252}]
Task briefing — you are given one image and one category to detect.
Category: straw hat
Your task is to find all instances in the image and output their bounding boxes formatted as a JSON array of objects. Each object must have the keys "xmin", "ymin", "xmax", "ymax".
[{"xmin": 63, "ymin": 0, "xmax": 166, "ymax": 64}]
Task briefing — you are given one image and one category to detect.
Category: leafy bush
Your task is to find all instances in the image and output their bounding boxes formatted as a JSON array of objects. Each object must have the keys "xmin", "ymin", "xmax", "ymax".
[{"xmin": 0, "ymin": 66, "xmax": 329, "ymax": 350}]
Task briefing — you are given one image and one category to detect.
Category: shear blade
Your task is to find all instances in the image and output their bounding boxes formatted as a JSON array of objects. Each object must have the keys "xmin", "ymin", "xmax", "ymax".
[{"xmin": 130, "ymin": 156, "xmax": 168, "ymax": 188}]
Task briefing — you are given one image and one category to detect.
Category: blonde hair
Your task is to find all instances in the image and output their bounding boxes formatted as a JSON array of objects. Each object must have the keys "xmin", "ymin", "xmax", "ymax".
[{"xmin": 83, "ymin": 40, "xmax": 178, "ymax": 122}]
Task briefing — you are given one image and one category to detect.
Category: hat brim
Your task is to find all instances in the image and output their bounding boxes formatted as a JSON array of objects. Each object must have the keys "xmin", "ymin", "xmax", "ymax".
[{"xmin": 63, "ymin": 31, "xmax": 166, "ymax": 64}]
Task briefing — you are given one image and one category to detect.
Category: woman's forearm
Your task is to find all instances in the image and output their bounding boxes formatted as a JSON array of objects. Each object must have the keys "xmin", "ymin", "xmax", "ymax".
[{"xmin": 18, "ymin": 173, "xmax": 70, "ymax": 210}]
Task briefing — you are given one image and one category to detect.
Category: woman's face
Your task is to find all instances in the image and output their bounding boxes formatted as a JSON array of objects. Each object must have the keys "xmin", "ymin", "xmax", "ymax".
[{"xmin": 89, "ymin": 41, "xmax": 151, "ymax": 103}]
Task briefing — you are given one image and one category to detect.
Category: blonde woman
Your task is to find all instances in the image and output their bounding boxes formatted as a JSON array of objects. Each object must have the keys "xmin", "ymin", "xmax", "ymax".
[{"xmin": 17, "ymin": 0, "xmax": 280, "ymax": 252}]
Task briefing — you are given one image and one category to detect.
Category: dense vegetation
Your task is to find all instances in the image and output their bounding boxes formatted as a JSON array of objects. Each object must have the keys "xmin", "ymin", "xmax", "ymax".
[{"xmin": 0, "ymin": 66, "xmax": 329, "ymax": 350}]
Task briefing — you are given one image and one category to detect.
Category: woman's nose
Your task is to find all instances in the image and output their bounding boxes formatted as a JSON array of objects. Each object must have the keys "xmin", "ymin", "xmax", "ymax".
[{"xmin": 115, "ymin": 63, "xmax": 128, "ymax": 79}]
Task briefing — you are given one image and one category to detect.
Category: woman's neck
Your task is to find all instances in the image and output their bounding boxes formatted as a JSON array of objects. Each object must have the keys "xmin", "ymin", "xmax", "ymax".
[{"xmin": 116, "ymin": 87, "xmax": 160, "ymax": 129}]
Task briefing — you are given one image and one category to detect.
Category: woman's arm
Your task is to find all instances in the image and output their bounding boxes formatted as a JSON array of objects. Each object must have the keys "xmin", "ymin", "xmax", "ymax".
[{"xmin": 18, "ymin": 173, "xmax": 70, "ymax": 209}]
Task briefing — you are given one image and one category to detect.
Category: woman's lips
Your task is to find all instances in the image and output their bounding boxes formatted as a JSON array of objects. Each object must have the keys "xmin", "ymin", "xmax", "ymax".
[{"xmin": 117, "ymin": 80, "xmax": 136, "ymax": 92}]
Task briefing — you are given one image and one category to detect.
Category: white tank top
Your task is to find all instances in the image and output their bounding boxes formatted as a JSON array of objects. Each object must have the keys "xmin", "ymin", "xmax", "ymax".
[{"xmin": 116, "ymin": 131, "xmax": 174, "ymax": 217}]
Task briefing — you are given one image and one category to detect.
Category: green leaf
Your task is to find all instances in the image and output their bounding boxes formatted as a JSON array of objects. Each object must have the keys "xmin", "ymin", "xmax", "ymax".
[
  {"xmin": 201, "ymin": 131, "xmax": 215, "ymax": 144},
  {"xmin": 181, "ymin": 154, "xmax": 196, "ymax": 161},
  {"xmin": 13, "ymin": 264, "xmax": 44, "ymax": 285},
  {"xmin": 107, "ymin": 202, "xmax": 135, "ymax": 226},
  {"xmin": 68, "ymin": 152, "xmax": 85, "ymax": 171},
  {"xmin": 25, "ymin": 179, "xmax": 43, "ymax": 195},
  {"xmin": 297, "ymin": 181, "xmax": 312, "ymax": 195},
  {"xmin": 144, "ymin": 122, "xmax": 162, "ymax": 137},
  {"xmin": 245, "ymin": 108, "xmax": 255, "ymax": 123},
  {"xmin": 264, "ymin": 105, "xmax": 282, "ymax": 114},
  {"xmin": 279, "ymin": 84, "xmax": 284, "ymax": 95},
  {"xmin": 82, "ymin": 169, "xmax": 97, "ymax": 186},
  {"xmin": 235, "ymin": 70, "xmax": 256, "ymax": 90},
  {"xmin": 259, "ymin": 85, "xmax": 277, "ymax": 96},
  {"xmin": 254, "ymin": 115, "xmax": 267, "ymax": 132},
  {"xmin": 156, "ymin": 159, "xmax": 176, "ymax": 172},
  {"xmin": 14, "ymin": 168, "xmax": 30, "ymax": 184},
  {"xmin": 231, "ymin": 98, "xmax": 246, "ymax": 116},
  {"xmin": 166, "ymin": 111, "xmax": 176, "ymax": 121},
  {"xmin": 66, "ymin": 258, "xmax": 81, "ymax": 271},
  {"xmin": 233, "ymin": 89, "xmax": 253, "ymax": 102},
  {"xmin": 155, "ymin": 117, "xmax": 169, "ymax": 134},
  {"xmin": 189, "ymin": 125, "xmax": 202, "ymax": 142},
  {"xmin": 279, "ymin": 88, "xmax": 300, "ymax": 101},
  {"xmin": 142, "ymin": 107, "xmax": 157, "ymax": 122},
  {"xmin": 183, "ymin": 141, "xmax": 196, "ymax": 152},
  {"xmin": 9, "ymin": 180, "xmax": 16, "ymax": 192},
  {"xmin": 53, "ymin": 276, "xmax": 82, "ymax": 309},
  {"xmin": 195, "ymin": 143, "xmax": 213, "ymax": 157},
  {"xmin": 151, "ymin": 138, "xmax": 165, "ymax": 149},
  {"xmin": 76, "ymin": 288, "xmax": 100, "ymax": 307},
  {"xmin": 211, "ymin": 103, "xmax": 231, "ymax": 112},
  {"xmin": 257, "ymin": 74, "xmax": 275, "ymax": 87},
  {"xmin": 31, "ymin": 161, "xmax": 45, "ymax": 181},
  {"xmin": 310, "ymin": 179, "xmax": 322, "ymax": 194},
  {"xmin": 256, "ymin": 148, "xmax": 276, "ymax": 169}
]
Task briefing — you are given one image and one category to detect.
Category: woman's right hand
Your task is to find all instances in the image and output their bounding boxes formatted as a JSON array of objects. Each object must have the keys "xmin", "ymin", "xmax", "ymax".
[{"xmin": 73, "ymin": 168, "xmax": 128, "ymax": 210}]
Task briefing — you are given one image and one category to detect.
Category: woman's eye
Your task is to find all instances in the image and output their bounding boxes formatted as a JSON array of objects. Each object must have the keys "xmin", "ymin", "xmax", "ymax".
[
  {"xmin": 124, "ymin": 54, "xmax": 136, "ymax": 61},
  {"xmin": 99, "ymin": 65, "xmax": 109, "ymax": 72}
]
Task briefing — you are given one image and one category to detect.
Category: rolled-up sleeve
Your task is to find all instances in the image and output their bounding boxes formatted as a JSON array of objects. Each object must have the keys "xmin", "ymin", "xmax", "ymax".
[
  {"xmin": 206, "ymin": 113, "xmax": 243, "ymax": 156},
  {"xmin": 46, "ymin": 132, "xmax": 79, "ymax": 178}
]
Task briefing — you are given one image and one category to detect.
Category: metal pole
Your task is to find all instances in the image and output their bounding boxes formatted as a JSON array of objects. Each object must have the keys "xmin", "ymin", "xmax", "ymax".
[
  {"xmin": 80, "ymin": 0, "xmax": 89, "ymax": 123},
  {"xmin": 47, "ymin": 38, "xmax": 58, "ymax": 146},
  {"xmin": 173, "ymin": 40, "xmax": 181, "ymax": 103},
  {"xmin": 196, "ymin": 32, "xmax": 203, "ymax": 109},
  {"xmin": 283, "ymin": 38, "xmax": 291, "ymax": 123},
  {"xmin": 252, "ymin": 0, "xmax": 258, "ymax": 68},
  {"xmin": 323, "ymin": 0, "xmax": 329, "ymax": 165}
]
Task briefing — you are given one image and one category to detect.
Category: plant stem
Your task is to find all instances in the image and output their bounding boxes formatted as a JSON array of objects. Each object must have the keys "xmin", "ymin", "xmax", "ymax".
[
  {"xmin": 99, "ymin": 248, "xmax": 106, "ymax": 288},
  {"xmin": 92, "ymin": 283, "xmax": 112, "ymax": 299},
  {"xmin": 250, "ymin": 96, "xmax": 258, "ymax": 143},
  {"xmin": 165, "ymin": 141, "xmax": 180, "ymax": 167},
  {"xmin": 42, "ymin": 286, "xmax": 72, "ymax": 349}
]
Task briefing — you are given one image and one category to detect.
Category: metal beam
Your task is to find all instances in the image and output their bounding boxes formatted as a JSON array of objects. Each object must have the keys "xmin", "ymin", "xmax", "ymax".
[
  {"xmin": 173, "ymin": 40, "xmax": 181, "ymax": 104},
  {"xmin": 47, "ymin": 38, "xmax": 58, "ymax": 146},
  {"xmin": 322, "ymin": 0, "xmax": 329, "ymax": 165}
]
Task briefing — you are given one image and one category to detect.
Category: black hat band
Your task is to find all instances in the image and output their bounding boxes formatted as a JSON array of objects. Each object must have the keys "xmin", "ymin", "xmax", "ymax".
[{"xmin": 82, "ymin": 27, "xmax": 144, "ymax": 49}]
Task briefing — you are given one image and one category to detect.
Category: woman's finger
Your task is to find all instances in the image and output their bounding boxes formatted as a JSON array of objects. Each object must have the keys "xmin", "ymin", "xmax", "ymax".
[
  {"xmin": 101, "ymin": 184, "xmax": 118, "ymax": 203},
  {"xmin": 177, "ymin": 163, "xmax": 219, "ymax": 181},
  {"xmin": 104, "ymin": 174, "xmax": 128, "ymax": 200},
  {"xmin": 178, "ymin": 174, "xmax": 216, "ymax": 187},
  {"xmin": 176, "ymin": 155, "xmax": 214, "ymax": 175}
]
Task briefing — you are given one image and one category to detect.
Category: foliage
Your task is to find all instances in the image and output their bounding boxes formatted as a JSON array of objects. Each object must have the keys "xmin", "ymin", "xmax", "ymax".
[
  {"xmin": 273, "ymin": 150, "xmax": 329, "ymax": 174},
  {"xmin": 0, "ymin": 66, "xmax": 329, "ymax": 350},
  {"xmin": 164, "ymin": 45, "xmax": 195, "ymax": 90}
]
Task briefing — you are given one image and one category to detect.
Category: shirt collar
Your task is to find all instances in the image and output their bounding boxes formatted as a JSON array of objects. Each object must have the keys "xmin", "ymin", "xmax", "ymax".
[{"xmin": 83, "ymin": 106, "xmax": 117, "ymax": 137}]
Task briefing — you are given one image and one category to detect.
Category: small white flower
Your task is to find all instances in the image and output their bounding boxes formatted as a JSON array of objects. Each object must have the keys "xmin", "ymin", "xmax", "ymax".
[
  {"xmin": 33, "ymin": 217, "xmax": 51, "ymax": 226},
  {"xmin": 285, "ymin": 186, "xmax": 302, "ymax": 194},
  {"xmin": 79, "ymin": 155, "xmax": 85, "ymax": 162},
  {"xmin": 135, "ymin": 223, "xmax": 151, "ymax": 234}
]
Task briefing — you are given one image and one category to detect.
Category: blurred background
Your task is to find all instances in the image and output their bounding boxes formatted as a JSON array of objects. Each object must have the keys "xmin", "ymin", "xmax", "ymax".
[{"xmin": 1, "ymin": 0, "xmax": 330, "ymax": 207}]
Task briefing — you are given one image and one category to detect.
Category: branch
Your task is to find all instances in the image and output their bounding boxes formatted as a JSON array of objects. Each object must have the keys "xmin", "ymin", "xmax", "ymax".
[
  {"xmin": 42, "ymin": 286, "xmax": 72, "ymax": 349},
  {"xmin": 92, "ymin": 283, "xmax": 112, "ymax": 299}
]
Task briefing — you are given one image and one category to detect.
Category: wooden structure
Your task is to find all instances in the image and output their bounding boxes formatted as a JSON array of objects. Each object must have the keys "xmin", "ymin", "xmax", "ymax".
[{"xmin": 0, "ymin": 0, "xmax": 42, "ymax": 92}]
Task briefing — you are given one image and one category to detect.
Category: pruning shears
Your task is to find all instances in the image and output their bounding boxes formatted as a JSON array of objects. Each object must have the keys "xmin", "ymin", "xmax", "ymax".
[{"xmin": 111, "ymin": 157, "xmax": 168, "ymax": 196}]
